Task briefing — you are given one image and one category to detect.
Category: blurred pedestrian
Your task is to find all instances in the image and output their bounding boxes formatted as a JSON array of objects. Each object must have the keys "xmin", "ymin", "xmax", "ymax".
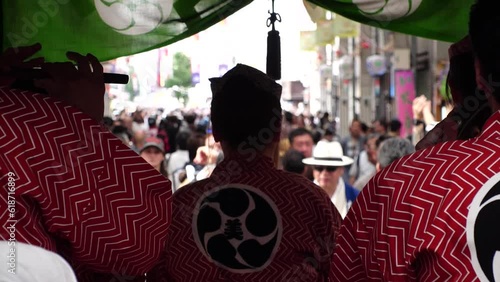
[
  {"xmin": 303, "ymin": 141, "xmax": 358, "ymax": 218},
  {"xmin": 140, "ymin": 136, "xmax": 168, "ymax": 178},
  {"xmin": 282, "ymin": 149, "xmax": 306, "ymax": 176}
]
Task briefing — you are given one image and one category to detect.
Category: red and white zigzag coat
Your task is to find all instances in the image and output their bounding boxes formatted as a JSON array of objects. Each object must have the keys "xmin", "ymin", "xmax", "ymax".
[
  {"xmin": 0, "ymin": 88, "xmax": 172, "ymax": 281},
  {"xmin": 332, "ymin": 110, "xmax": 500, "ymax": 281}
]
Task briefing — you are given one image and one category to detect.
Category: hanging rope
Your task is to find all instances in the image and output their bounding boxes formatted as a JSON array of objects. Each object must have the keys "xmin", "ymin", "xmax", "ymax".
[{"xmin": 266, "ymin": 0, "xmax": 281, "ymax": 80}]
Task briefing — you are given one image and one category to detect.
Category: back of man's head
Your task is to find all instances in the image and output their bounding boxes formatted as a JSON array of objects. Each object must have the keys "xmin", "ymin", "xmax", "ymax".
[
  {"xmin": 378, "ymin": 137, "xmax": 415, "ymax": 169},
  {"xmin": 186, "ymin": 133, "xmax": 204, "ymax": 162},
  {"xmin": 176, "ymin": 131, "xmax": 191, "ymax": 151},
  {"xmin": 470, "ymin": 0, "xmax": 500, "ymax": 104},
  {"xmin": 324, "ymin": 127, "xmax": 334, "ymax": 137},
  {"xmin": 282, "ymin": 149, "xmax": 306, "ymax": 174},
  {"xmin": 284, "ymin": 111, "xmax": 294, "ymax": 124},
  {"xmin": 389, "ymin": 119, "xmax": 402, "ymax": 133},
  {"xmin": 185, "ymin": 114, "xmax": 197, "ymax": 125},
  {"xmin": 210, "ymin": 64, "xmax": 282, "ymax": 149}
]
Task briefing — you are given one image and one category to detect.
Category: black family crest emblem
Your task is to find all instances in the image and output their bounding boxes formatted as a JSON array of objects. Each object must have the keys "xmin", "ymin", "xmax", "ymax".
[
  {"xmin": 192, "ymin": 184, "xmax": 282, "ymax": 273},
  {"xmin": 467, "ymin": 172, "xmax": 500, "ymax": 281}
]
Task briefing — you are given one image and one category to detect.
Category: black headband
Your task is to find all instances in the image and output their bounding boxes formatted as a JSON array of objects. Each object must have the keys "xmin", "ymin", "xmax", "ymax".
[{"xmin": 314, "ymin": 157, "xmax": 343, "ymax": 162}]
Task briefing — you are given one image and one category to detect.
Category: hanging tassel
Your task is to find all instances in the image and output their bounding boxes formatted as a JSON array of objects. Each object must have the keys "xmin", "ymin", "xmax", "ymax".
[
  {"xmin": 266, "ymin": 0, "xmax": 281, "ymax": 80},
  {"xmin": 267, "ymin": 30, "xmax": 281, "ymax": 80}
]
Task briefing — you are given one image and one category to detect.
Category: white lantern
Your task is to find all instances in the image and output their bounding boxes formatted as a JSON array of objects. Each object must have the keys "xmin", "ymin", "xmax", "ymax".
[
  {"xmin": 339, "ymin": 56, "xmax": 354, "ymax": 80},
  {"xmin": 366, "ymin": 54, "xmax": 387, "ymax": 76}
]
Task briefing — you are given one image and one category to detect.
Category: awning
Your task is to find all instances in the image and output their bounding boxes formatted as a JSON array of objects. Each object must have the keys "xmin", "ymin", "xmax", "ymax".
[
  {"xmin": 1, "ymin": 0, "xmax": 252, "ymax": 61},
  {"xmin": 1, "ymin": 0, "xmax": 474, "ymax": 63},
  {"xmin": 304, "ymin": 0, "xmax": 474, "ymax": 43}
]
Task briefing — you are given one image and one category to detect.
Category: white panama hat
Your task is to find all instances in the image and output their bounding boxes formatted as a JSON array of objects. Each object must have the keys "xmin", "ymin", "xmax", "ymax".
[
  {"xmin": 302, "ymin": 140, "xmax": 354, "ymax": 167},
  {"xmin": 0, "ymin": 241, "xmax": 78, "ymax": 282}
]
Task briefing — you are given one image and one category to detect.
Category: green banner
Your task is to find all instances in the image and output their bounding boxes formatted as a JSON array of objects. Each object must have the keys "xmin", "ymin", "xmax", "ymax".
[
  {"xmin": 2, "ymin": 0, "xmax": 252, "ymax": 61},
  {"xmin": 305, "ymin": 0, "xmax": 475, "ymax": 43}
]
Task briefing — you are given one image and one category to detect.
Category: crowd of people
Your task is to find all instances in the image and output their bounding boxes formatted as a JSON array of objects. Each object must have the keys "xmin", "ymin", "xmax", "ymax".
[
  {"xmin": 104, "ymin": 108, "xmax": 218, "ymax": 191},
  {"xmin": 0, "ymin": 0, "xmax": 499, "ymax": 281},
  {"xmin": 104, "ymin": 102, "xmax": 420, "ymax": 201}
]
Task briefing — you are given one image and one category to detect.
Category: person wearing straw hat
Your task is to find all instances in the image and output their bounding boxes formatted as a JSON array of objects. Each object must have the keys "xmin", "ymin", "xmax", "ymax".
[{"xmin": 303, "ymin": 140, "xmax": 359, "ymax": 218}]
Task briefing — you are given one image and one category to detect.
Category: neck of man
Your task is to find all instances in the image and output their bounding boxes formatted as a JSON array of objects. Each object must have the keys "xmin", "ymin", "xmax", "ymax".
[
  {"xmin": 323, "ymin": 180, "xmax": 339, "ymax": 198},
  {"xmin": 153, "ymin": 164, "xmax": 161, "ymax": 172},
  {"xmin": 221, "ymin": 141, "xmax": 278, "ymax": 167}
]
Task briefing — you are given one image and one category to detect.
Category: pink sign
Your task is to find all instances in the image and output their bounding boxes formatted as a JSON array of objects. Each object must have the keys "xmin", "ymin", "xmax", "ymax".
[{"xmin": 394, "ymin": 70, "xmax": 416, "ymax": 138}]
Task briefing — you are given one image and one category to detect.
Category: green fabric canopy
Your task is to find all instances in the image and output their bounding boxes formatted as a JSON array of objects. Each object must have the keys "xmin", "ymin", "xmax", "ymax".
[
  {"xmin": 306, "ymin": 0, "xmax": 475, "ymax": 43},
  {"xmin": 1, "ymin": 0, "xmax": 252, "ymax": 62},
  {"xmin": 1, "ymin": 0, "xmax": 475, "ymax": 62}
]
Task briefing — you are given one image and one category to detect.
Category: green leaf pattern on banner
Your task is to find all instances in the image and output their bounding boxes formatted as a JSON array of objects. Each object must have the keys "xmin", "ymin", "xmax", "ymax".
[
  {"xmin": 2, "ymin": 0, "xmax": 252, "ymax": 61},
  {"xmin": 306, "ymin": 0, "xmax": 475, "ymax": 42}
]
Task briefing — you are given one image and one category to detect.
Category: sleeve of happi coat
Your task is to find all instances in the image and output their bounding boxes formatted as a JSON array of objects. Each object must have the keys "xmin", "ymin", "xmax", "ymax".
[
  {"xmin": 0, "ymin": 89, "xmax": 172, "ymax": 280},
  {"xmin": 327, "ymin": 201, "xmax": 343, "ymax": 281},
  {"xmin": 331, "ymin": 180, "xmax": 375, "ymax": 281},
  {"xmin": 307, "ymin": 186, "xmax": 342, "ymax": 281}
]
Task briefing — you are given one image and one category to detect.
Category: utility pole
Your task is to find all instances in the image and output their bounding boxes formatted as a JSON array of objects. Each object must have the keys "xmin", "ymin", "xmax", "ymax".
[
  {"xmin": 351, "ymin": 37, "xmax": 357, "ymax": 120},
  {"xmin": 411, "ymin": 36, "xmax": 418, "ymax": 95},
  {"xmin": 331, "ymin": 38, "xmax": 339, "ymax": 119},
  {"xmin": 372, "ymin": 26, "xmax": 380, "ymax": 121}
]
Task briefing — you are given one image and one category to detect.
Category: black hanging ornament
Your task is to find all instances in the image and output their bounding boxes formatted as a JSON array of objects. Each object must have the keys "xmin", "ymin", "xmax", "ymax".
[{"xmin": 266, "ymin": 0, "xmax": 281, "ymax": 80}]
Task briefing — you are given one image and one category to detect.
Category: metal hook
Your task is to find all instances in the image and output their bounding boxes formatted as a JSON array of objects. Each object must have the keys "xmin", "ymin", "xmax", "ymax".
[{"xmin": 266, "ymin": 0, "xmax": 281, "ymax": 30}]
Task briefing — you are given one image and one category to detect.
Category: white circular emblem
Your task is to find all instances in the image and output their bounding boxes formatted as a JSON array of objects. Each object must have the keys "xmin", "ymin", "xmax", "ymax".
[
  {"xmin": 94, "ymin": 0, "xmax": 173, "ymax": 35},
  {"xmin": 192, "ymin": 184, "xmax": 282, "ymax": 273},
  {"xmin": 353, "ymin": 0, "xmax": 423, "ymax": 22},
  {"xmin": 467, "ymin": 172, "xmax": 500, "ymax": 282}
]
